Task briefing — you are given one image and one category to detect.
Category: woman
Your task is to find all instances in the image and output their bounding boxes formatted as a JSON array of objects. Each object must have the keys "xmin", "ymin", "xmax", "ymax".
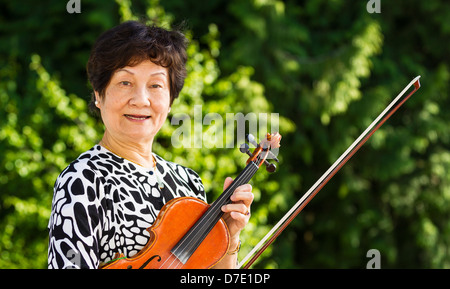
[{"xmin": 47, "ymin": 21, "xmax": 253, "ymax": 269}]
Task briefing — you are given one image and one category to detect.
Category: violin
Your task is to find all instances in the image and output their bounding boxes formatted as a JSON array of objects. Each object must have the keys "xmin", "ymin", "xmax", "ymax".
[{"xmin": 100, "ymin": 132, "xmax": 282, "ymax": 269}]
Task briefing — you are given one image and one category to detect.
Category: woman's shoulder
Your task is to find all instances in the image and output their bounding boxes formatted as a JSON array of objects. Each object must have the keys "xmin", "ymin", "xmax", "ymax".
[
  {"xmin": 57, "ymin": 145, "xmax": 103, "ymax": 178},
  {"xmin": 58, "ymin": 144, "xmax": 137, "ymax": 180}
]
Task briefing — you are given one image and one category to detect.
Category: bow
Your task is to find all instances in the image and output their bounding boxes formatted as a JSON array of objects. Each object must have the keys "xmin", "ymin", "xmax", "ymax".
[{"xmin": 239, "ymin": 76, "xmax": 422, "ymax": 269}]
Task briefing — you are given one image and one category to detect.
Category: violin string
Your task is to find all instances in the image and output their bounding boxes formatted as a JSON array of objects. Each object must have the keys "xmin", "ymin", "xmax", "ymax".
[
  {"xmin": 168, "ymin": 162, "xmax": 260, "ymax": 266},
  {"xmin": 157, "ymin": 251, "xmax": 182, "ymax": 269},
  {"xmin": 162, "ymin": 252, "xmax": 181, "ymax": 269},
  {"xmin": 157, "ymin": 242, "xmax": 197, "ymax": 269}
]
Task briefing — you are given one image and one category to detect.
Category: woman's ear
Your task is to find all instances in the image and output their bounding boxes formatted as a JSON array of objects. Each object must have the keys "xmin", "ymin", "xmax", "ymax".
[{"xmin": 94, "ymin": 91, "xmax": 100, "ymax": 108}]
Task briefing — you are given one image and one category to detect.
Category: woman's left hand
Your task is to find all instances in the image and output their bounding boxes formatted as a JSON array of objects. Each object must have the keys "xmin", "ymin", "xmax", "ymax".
[{"xmin": 220, "ymin": 177, "xmax": 254, "ymax": 243}]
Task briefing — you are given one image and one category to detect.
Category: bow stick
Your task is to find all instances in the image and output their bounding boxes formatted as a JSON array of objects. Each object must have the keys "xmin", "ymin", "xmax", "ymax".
[{"xmin": 239, "ymin": 76, "xmax": 422, "ymax": 269}]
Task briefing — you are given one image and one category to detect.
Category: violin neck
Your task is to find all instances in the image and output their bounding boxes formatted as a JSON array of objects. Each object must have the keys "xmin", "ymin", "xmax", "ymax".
[
  {"xmin": 170, "ymin": 161, "xmax": 259, "ymax": 264},
  {"xmin": 213, "ymin": 161, "xmax": 259, "ymax": 209}
]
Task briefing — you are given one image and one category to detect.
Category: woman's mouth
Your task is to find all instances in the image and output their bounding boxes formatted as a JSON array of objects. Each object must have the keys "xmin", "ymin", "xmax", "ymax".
[{"xmin": 124, "ymin": 114, "xmax": 151, "ymax": 121}]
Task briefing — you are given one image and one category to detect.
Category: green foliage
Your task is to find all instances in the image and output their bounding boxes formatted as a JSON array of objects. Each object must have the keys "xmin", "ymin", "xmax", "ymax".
[{"xmin": 0, "ymin": 0, "xmax": 449, "ymax": 269}]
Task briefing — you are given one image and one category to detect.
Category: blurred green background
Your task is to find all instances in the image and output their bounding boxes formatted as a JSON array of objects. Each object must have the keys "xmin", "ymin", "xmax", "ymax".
[{"xmin": 0, "ymin": 0, "xmax": 449, "ymax": 269}]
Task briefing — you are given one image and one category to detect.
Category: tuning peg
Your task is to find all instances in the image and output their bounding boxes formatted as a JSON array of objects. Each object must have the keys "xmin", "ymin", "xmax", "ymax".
[
  {"xmin": 246, "ymin": 134, "xmax": 258, "ymax": 147},
  {"xmin": 264, "ymin": 160, "xmax": 276, "ymax": 173},
  {"xmin": 239, "ymin": 143, "xmax": 253, "ymax": 157},
  {"xmin": 239, "ymin": 143, "xmax": 249, "ymax": 153}
]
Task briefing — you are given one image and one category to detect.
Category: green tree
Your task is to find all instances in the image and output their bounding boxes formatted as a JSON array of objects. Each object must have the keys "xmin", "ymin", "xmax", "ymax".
[{"xmin": 0, "ymin": 0, "xmax": 449, "ymax": 269}]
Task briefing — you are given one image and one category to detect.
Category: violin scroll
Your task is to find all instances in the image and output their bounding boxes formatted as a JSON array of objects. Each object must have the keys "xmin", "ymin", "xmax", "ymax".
[{"xmin": 240, "ymin": 132, "xmax": 282, "ymax": 172}]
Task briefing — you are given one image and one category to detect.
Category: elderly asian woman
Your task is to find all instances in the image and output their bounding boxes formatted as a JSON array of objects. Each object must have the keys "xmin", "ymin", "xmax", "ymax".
[{"xmin": 47, "ymin": 21, "xmax": 253, "ymax": 269}]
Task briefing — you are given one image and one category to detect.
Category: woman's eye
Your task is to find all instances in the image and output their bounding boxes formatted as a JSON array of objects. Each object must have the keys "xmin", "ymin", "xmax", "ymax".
[
  {"xmin": 150, "ymin": 84, "xmax": 162, "ymax": 88},
  {"xmin": 120, "ymin": 81, "xmax": 131, "ymax": 86}
]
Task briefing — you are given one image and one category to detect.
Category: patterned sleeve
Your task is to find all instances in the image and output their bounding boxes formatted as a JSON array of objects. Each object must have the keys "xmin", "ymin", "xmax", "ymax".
[{"xmin": 47, "ymin": 160, "xmax": 104, "ymax": 269}]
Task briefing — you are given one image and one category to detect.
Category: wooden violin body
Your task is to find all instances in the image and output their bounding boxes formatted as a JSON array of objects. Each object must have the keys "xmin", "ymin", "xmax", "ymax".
[{"xmin": 101, "ymin": 197, "xmax": 230, "ymax": 269}]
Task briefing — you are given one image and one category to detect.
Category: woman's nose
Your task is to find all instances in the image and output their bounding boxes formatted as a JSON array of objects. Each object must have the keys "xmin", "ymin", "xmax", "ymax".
[{"xmin": 129, "ymin": 86, "xmax": 151, "ymax": 107}]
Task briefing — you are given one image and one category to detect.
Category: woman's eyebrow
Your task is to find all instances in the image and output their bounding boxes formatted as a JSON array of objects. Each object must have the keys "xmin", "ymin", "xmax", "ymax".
[
  {"xmin": 116, "ymin": 68, "xmax": 134, "ymax": 75},
  {"xmin": 116, "ymin": 69, "xmax": 166, "ymax": 77},
  {"xmin": 150, "ymin": 72, "xmax": 167, "ymax": 77}
]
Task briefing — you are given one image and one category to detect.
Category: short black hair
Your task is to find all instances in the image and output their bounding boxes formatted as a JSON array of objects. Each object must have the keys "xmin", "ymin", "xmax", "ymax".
[{"xmin": 86, "ymin": 20, "xmax": 188, "ymax": 115}]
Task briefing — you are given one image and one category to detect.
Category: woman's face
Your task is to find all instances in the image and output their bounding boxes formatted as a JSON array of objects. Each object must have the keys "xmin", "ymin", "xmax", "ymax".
[{"xmin": 96, "ymin": 60, "xmax": 171, "ymax": 145}]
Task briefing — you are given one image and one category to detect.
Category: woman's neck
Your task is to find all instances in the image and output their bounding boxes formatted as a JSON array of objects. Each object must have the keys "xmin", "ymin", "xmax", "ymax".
[{"xmin": 100, "ymin": 131, "xmax": 155, "ymax": 169}]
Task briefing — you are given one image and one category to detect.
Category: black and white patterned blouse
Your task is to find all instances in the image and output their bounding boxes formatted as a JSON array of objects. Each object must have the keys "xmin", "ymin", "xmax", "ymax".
[{"xmin": 47, "ymin": 145, "xmax": 206, "ymax": 269}]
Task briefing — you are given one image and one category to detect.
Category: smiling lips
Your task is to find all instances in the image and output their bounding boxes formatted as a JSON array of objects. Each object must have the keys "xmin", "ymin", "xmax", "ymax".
[{"xmin": 124, "ymin": 114, "xmax": 151, "ymax": 121}]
